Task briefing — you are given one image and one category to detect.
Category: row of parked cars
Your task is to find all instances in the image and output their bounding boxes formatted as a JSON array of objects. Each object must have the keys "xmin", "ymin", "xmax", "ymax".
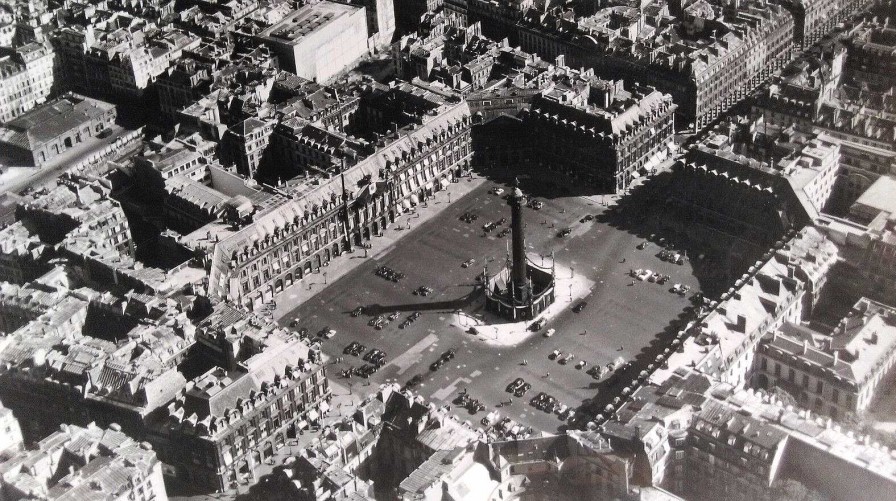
[
  {"xmin": 430, "ymin": 349, "xmax": 456, "ymax": 371},
  {"xmin": 399, "ymin": 311, "xmax": 422, "ymax": 329},
  {"xmin": 480, "ymin": 413, "xmax": 534, "ymax": 440},
  {"xmin": 482, "ymin": 217, "xmax": 507, "ymax": 233},
  {"xmin": 368, "ymin": 312, "xmax": 400, "ymax": 329},
  {"xmin": 455, "ymin": 392, "xmax": 485, "ymax": 413},
  {"xmin": 631, "ymin": 268, "xmax": 670, "ymax": 284},
  {"xmin": 460, "ymin": 212, "xmax": 479, "ymax": 223},
  {"xmin": 530, "ymin": 392, "xmax": 574, "ymax": 421},
  {"xmin": 375, "ymin": 266, "xmax": 405, "ymax": 282},
  {"xmin": 526, "ymin": 198, "xmax": 544, "ymax": 210},
  {"xmin": 505, "ymin": 378, "xmax": 532, "ymax": 397},
  {"xmin": 658, "ymin": 248, "xmax": 686, "ymax": 265}
]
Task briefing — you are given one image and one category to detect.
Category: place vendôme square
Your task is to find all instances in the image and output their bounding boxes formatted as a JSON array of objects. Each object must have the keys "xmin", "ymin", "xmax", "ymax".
[{"xmin": 0, "ymin": 0, "xmax": 894, "ymax": 499}]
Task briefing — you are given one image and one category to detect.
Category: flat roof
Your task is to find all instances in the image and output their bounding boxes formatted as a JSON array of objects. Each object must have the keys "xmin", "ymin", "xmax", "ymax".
[
  {"xmin": 259, "ymin": 1, "xmax": 360, "ymax": 45},
  {"xmin": 854, "ymin": 176, "xmax": 896, "ymax": 215}
]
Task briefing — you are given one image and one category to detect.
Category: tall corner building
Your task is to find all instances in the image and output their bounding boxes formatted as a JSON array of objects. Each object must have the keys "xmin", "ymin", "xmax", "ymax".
[{"xmin": 257, "ymin": 1, "xmax": 369, "ymax": 83}]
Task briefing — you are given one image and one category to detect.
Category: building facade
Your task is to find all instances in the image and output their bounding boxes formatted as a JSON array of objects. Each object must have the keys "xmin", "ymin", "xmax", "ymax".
[
  {"xmin": 182, "ymin": 101, "xmax": 472, "ymax": 311},
  {"xmin": 0, "ymin": 41, "xmax": 55, "ymax": 123},
  {"xmin": 256, "ymin": 1, "xmax": 369, "ymax": 83}
]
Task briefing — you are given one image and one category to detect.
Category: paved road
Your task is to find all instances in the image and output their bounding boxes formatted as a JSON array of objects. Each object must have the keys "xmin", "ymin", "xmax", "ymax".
[
  {"xmin": 0, "ymin": 125, "xmax": 135, "ymax": 196},
  {"xmin": 281, "ymin": 176, "xmax": 705, "ymax": 434}
]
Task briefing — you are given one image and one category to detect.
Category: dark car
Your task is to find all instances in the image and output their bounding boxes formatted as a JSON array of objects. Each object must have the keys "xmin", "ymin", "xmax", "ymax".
[
  {"xmin": 351, "ymin": 307, "xmax": 364, "ymax": 317},
  {"xmin": 440, "ymin": 349, "xmax": 456, "ymax": 362},
  {"xmin": 410, "ymin": 312, "xmax": 422, "ymax": 321},
  {"xmin": 406, "ymin": 374, "xmax": 424, "ymax": 388},
  {"xmin": 557, "ymin": 228, "xmax": 572, "ymax": 238},
  {"xmin": 572, "ymin": 302, "xmax": 588, "ymax": 313},
  {"xmin": 507, "ymin": 378, "xmax": 524, "ymax": 393},
  {"xmin": 430, "ymin": 359, "xmax": 444, "ymax": 371}
]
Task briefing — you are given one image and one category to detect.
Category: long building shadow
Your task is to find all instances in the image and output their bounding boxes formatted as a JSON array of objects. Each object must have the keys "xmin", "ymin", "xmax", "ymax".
[{"xmin": 360, "ymin": 285, "xmax": 485, "ymax": 315}]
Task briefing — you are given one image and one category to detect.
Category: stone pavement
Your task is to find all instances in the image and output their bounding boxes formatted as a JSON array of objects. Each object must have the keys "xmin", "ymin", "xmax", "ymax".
[
  {"xmin": 271, "ymin": 174, "xmax": 488, "ymax": 322},
  {"xmin": 448, "ymin": 262, "xmax": 595, "ymax": 348}
]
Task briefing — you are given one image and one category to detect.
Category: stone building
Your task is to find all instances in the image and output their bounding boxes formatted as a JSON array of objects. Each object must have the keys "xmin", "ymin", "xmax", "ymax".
[
  {"xmin": 0, "ymin": 93, "xmax": 116, "ymax": 167},
  {"xmin": 51, "ymin": 15, "xmax": 200, "ymax": 99},
  {"xmin": 844, "ymin": 22, "xmax": 896, "ymax": 88},
  {"xmin": 256, "ymin": 1, "xmax": 369, "ymax": 83},
  {"xmin": 779, "ymin": 0, "xmax": 869, "ymax": 48},
  {"xmin": 0, "ymin": 422, "xmax": 169, "ymax": 501},
  {"xmin": 0, "ymin": 41, "xmax": 55, "ymax": 123},
  {"xmin": 149, "ymin": 334, "xmax": 329, "ymax": 492},
  {"xmin": 521, "ymin": 81, "xmax": 676, "ymax": 193},
  {"xmin": 0, "ymin": 222, "xmax": 49, "ymax": 284},
  {"xmin": 860, "ymin": 208, "xmax": 896, "ymax": 299},
  {"xmin": 517, "ymin": 0, "xmax": 794, "ymax": 129},
  {"xmin": 753, "ymin": 297, "xmax": 896, "ymax": 419},
  {"xmin": 182, "ymin": 100, "xmax": 471, "ymax": 310},
  {"xmin": 682, "ymin": 400, "xmax": 790, "ymax": 501}
]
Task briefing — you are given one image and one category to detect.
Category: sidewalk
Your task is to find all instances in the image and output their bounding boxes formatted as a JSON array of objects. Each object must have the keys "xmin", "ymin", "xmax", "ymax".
[
  {"xmin": 450, "ymin": 262, "xmax": 595, "ymax": 347},
  {"xmin": 272, "ymin": 175, "xmax": 488, "ymax": 321}
]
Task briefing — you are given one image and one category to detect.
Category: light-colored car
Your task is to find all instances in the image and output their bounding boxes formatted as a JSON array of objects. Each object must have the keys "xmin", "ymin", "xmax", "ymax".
[
  {"xmin": 324, "ymin": 329, "xmax": 337, "ymax": 339},
  {"xmin": 492, "ymin": 188, "xmax": 505, "ymax": 195},
  {"xmin": 637, "ymin": 269, "xmax": 652, "ymax": 281},
  {"xmin": 544, "ymin": 328, "xmax": 556, "ymax": 337},
  {"xmin": 575, "ymin": 360, "xmax": 587, "ymax": 369},
  {"xmin": 556, "ymin": 404, "xmax": 569, "ymax": 415}
]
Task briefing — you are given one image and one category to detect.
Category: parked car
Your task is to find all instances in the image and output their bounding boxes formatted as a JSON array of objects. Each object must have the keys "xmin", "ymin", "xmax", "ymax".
[
  {"xmin": 351, "ymin": 307, "xmax": 364, "ymax": 317},
  {"xmin": 572, "ymin": 302, "xmax": 587, "ymax": 313},
  {"xmin": 544, "ymin": 328, "xmax": 556, "ymax": 337},
  {"xmin": 549, "ymin": 350, "xmax": 561, "ymax": 360},
  {"xmin": 557, "ymin": 228, "xmax": 572, "ymax": 238},
  {"xmin": 405, "ymin": 374, "xmax": 423, "ymax": 388},
  {"xmin": 507, "ymin": 378, "xmax": 524, "ymax": 393},
  {"xmin": 575, "ymin": 360, "xmax": 587, "ymax": 369},
  {"xmin": 492, "ymin": 187, "xmax": 505, "ymax": 196}
]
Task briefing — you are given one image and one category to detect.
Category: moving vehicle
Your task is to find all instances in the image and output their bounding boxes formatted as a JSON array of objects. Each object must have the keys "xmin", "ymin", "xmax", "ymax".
[
  {"xmin": 572, "ymin": 302, "xmax": 587, "ymax": 313},
  {"xmin": 557, "ymin": 228, "xmax": 572, "ymax": 238}
]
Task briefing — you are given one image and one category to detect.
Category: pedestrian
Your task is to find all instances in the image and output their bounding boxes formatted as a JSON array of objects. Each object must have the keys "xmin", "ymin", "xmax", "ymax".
[
  {"xmin": 509, "ymin": 398, "xmax": 513, "ymax": 405},
  {"xmin": 544, "ymin": 372, "xmax": 550, "ymax": 378},
  {"xmin": 622, "ymin": 258, "xmax": 626, "ymax": 263}
]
